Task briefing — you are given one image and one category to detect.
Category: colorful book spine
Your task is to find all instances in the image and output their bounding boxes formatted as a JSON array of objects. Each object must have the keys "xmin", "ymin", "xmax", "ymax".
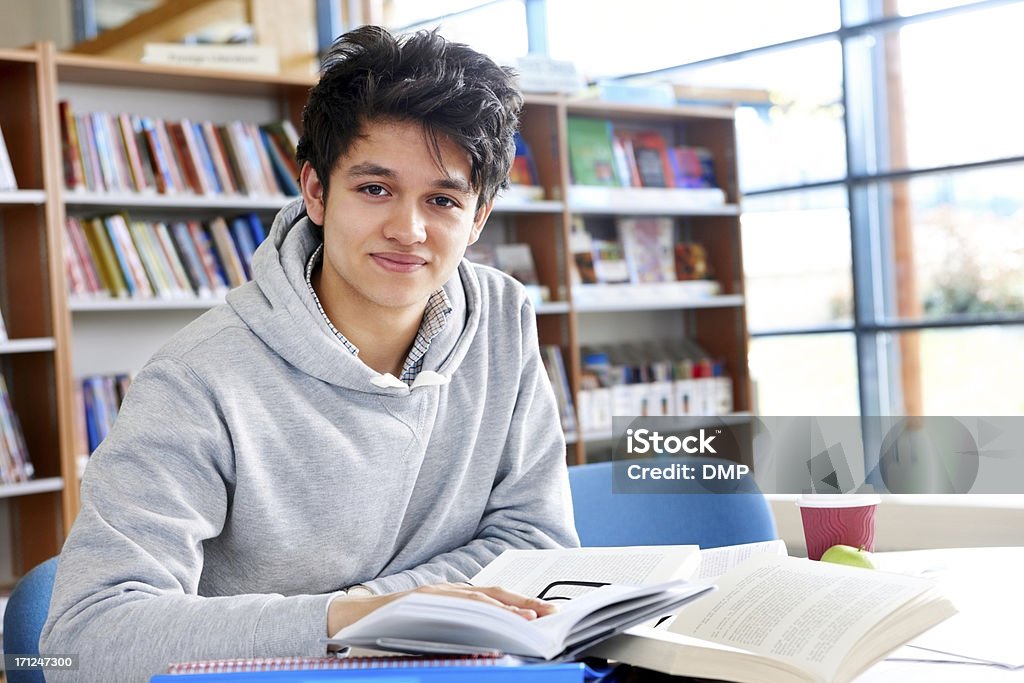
[
  {"xmin": 0, "ymin": 374, "xmax": 34, "ymax": 483},
  {"xmin": 170, "ymin": 220, "xmax": 211, "ymax": 296},
  {"xmin": 58, "ymin": 101, "xmax": 85, "ymax": 191}
]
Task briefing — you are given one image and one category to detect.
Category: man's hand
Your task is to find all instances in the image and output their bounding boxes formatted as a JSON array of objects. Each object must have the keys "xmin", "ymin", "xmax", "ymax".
[{"xmin": 327, "ymin": 583, "xmax": 557, "ymax": 637}]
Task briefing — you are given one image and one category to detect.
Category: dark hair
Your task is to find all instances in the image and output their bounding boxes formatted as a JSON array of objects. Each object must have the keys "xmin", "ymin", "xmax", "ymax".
[{"xmin": 296, "ymin": 25, "xmax": 523, "ymax": 209}]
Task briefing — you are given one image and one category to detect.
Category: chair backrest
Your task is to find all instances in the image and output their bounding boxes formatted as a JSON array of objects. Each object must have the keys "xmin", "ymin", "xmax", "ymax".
[
  {"xmin": 568, "ymin": 460, "xmax": 777, "ymax": 548},
  {"xmin": 3, "ymin": 557, "xmax": 58, "ymax": 683}
]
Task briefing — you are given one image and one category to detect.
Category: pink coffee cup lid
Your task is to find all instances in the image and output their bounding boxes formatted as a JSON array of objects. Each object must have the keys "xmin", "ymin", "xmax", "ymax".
[{"xmin": 796, "ymin": 493, "xmax": 881, "ymax": 508}]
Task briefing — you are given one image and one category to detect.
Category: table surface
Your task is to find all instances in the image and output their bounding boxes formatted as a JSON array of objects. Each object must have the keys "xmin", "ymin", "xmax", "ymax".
[{"xmin": 855, "ymin": 547, "xmax": 1022, "ymax": 681}]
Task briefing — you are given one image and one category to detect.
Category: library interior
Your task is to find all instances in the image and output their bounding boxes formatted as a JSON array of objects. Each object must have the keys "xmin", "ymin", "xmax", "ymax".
[{"xmin": 1, "ymin": 1, "xmax": 1023, "ymax": 682}]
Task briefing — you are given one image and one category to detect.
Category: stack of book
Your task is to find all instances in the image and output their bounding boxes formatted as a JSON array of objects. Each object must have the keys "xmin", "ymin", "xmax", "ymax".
[
  {"xmin": 576, "ymin": 339, "xmax": 732, "ymax": 436},
  {"xmin": 63, "ymin": 212, "xmax": 268, "ymax": 300},
  {"xmin": 0, "ymin": 375, "xmax": 33, "ymax": 484},
  {"xmin": 59, "ymin": 101, "xmax": 300, "ymax": 197}
]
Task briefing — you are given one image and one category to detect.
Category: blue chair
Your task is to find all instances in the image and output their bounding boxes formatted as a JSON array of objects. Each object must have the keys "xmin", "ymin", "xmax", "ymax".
[
  {"xmin": 3, "ymin": 557, "xmax": 58, "ymax": 683},
  {"xmin": 568, "ymin": 460, "xmax": 777, "ymax": 548}
]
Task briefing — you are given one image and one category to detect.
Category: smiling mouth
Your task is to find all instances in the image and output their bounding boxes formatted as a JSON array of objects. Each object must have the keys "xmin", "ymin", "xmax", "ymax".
[{"xmin": 371, "ymin": 252, "xmax": 428, "ymax": 273}]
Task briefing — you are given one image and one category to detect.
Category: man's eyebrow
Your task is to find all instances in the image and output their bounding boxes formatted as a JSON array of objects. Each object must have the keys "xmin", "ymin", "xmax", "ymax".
[
  {"xmin": 431, "ymin": 176, "xmax": 473, "ymax": 196},
  {"xmin": 346, "ymin": 162, "xmax": 395, "ymax": 179}
]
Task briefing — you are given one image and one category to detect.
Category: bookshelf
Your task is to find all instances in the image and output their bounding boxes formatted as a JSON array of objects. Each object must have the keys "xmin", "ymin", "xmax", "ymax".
[
  {"xmin": 0, "ymin": 45, "xmax": 76, "ymax": 587},
  {"xmin": 0, "ymin": 47, "xmax": 751, "ymax": 584}
]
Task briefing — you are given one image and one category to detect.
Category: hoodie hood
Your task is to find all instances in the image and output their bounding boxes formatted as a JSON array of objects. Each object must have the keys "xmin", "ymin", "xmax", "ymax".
[{"xmin": 226, "ymin": 198, "xmax": 481, "ymax": 394}]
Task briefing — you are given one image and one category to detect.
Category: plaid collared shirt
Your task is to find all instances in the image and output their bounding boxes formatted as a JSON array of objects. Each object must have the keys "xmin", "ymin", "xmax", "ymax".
[{"xmin": 305, "ymin": 243, "xmax": 452, "ymax": 385}]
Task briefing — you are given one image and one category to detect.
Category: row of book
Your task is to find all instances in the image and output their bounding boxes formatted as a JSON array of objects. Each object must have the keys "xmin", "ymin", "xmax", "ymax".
[
  {"xmin": 75, "ymin": 373, "xmax": 132, "ymax": 456},
  {"xmin": 566, "ymin": 117, "xmax": 719, "ymax": 191},
  {"xmin": 0, "ymin": 375, "xmax": 34, "ymax": 485},
  {"xmin": 0, "ymin": 123, "xmax": 17, "ymax": 191},
  {"xmin": 577, "ymin": 340, "xmax": 732, "ymax": 434},
  {"xmin": 59, "ymin": 100, "xmax": 300, "ymax": 197},
  {"xmin": 63, "ymin": 212, "xmax": 269, "ymax": 300},
  {"xmin": 571, "ymin": 217, "xmax": 712, "ymax": 286}
]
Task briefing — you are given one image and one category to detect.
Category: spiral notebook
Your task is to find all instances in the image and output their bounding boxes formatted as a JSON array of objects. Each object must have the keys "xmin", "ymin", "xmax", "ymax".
[{"xmin": 151, "ymin": 654, "xmax": 588, "ymax": 681}]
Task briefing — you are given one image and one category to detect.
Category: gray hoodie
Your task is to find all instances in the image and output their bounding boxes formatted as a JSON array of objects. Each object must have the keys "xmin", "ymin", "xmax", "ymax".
[{"xmin": 41, "ymin": 199, "xmax": 579, "ymax": 681}]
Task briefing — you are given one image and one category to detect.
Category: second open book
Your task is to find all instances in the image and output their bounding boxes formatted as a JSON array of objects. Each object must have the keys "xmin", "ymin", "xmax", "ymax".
[{"xmin": 326, "ymin": 541, "xmax": 955, "ymax": 682}]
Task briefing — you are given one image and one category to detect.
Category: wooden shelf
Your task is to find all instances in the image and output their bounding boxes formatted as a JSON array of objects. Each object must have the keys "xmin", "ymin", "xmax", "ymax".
[
  {"xmin": 574, "ymin": 294, "xmax": 744, "ymax": 313},
  {"xmin": 536, "ymin": 302, "xmax": 571, "ymax": 315},
  {"xmin": 0, "ymin": 337, "xmax": 57, "ymax": 354},
  {"xmin": 54, "ymin": 51, "xmax": 314, "ymax": 94},
  {"xmin": 567, "ymin": 186, "xmax": 737, "ymax": 216},
  {"xmin": 0, "ymin": 477, "xmax": 65, "ymax": 499},
  {"xmin": 0, "ymin": 190, "xmax": 47, "ymax": 205},
  {"xmin": 64, "ymin": 192, "xmax": 295, "ymax": 212},
  {"xmin": 69, "ymin": 296, "xmax": 226, "ymax": 312},
  {"xmin": 565, "ymin": 98, "xmax": 735, "ymax": 121}
]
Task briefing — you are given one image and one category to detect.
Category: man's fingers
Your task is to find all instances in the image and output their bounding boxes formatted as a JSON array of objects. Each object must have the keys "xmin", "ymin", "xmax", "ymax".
[{"xmin": 414, "ymin": 584, "xmax": 556, "ymax": 619}]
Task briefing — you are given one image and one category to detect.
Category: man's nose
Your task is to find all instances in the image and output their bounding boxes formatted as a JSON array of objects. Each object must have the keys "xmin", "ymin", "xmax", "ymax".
[{"xmin": 383, "ymin": 200, "xmax": 428, "ymax": 244}]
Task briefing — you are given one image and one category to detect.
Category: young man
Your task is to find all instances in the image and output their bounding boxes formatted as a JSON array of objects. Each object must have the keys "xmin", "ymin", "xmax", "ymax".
[{"xmin": 41, "ymin": 26, "xmax": 578, "ymax": 681}]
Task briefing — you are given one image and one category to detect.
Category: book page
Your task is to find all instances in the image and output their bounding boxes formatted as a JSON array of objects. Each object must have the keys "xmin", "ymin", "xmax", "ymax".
[
  {"xmin": 471, "ymin": 546, "xmax": 700, "ymax": 599},
  {"xmin": 695, "ymin": 540, "xmax": 789, "ymax": 581},
  {"xmin": 668, "ymin": 554, "xmax": 939, "ymax": 681}
]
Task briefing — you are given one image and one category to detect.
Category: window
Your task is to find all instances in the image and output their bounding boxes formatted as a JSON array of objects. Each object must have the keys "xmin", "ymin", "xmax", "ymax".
[{"xmin": 384, "ymin": 0, "xmax": 528, "ymax": 65}]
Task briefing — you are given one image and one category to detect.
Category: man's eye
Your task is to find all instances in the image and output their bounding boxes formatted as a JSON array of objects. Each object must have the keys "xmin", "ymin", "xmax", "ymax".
[
  {"xmin": 431, "ymin": 196, "xmax": 457, "ymax": 208},
  {"xmin": 362, "ymin": 184, "xmax": 388, "ymax": 196}
]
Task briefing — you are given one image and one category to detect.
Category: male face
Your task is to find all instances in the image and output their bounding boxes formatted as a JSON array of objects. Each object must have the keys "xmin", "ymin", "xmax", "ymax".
[{"xmin": 301, "ymin": 118, "xmax": 493, "ymax": 320}]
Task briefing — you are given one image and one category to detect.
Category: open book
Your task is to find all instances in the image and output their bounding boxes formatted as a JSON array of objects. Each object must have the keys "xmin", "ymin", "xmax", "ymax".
[
  {"xmin": 326, "ymin": 545, "xmax": 712, "ymax": 661},
  {"xmin": 587, "ymin": 554, "xmax": 957, "ymax": 683}
]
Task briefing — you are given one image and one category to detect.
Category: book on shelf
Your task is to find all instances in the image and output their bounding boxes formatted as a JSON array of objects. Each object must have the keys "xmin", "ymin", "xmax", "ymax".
[
  {"xmin": 575, "ymin": 339, "xmax": 732, "ymax": 433},
  {"xmin": 154, "ymin": 656, "xmax": 586, "ymax": 681},
  {"xmin": 509, "ymin": 131, "xmax": 540, "ymax": 187},
  {"xmin": 0, "ymin": 303, "xmax": 6, "ymax": 341},
  {"xmin": 569, "ymin": 223, "xmax": 598, "ymax": 285},
  {"xmin": 566, "ymin": 117, "xmax": 620, "ymax": 187},
  {"xmin": 208, "ymin": 217, "xmax": 248, "ymax": 288},
  {"xmin": 0, "ymin": 123, "xmax": 17, "ymax": 191},
  {"xmin": 78, "ymin": 373, "xmax": 132, "ymax": 454},
  {"xmin": 675, "ymin": 241, "xmax": 710, "ymax": 281},
  {"xmin": 668, "ymin": 145, "xmax": 718, "ymax": 189},
  {"xmin": 617, "ymin": 130, "xmax": 675, "ymax": 189},
  {"xmin": 0, "ymin": 374, "xmax": 34, "ymax": 485},
  {"xmin": 589, "ymin": 553, "xmax": 957, "ymax": 683},
  {"xmin": 57, "ymin": 100, "xmax": 299, "ymax": 198},
  {"xmin": 326, "ymin": 545, "xmax": 711, "ymax": 661},
  {"xmin": 591, "ymin": 239, "xmax": 630, "ymax": 284},
  {"xmin": 65, "ymin": 212, "xmax": 272, "ymax": 302},
  {"xmin": 617, "ymin": 217, "xmax": 675, "ymax": 284},
  {"xmin": 494, "ymin": 243, "xmax": 540, "ymax": 286},
  {"xmin": 540, "ymin": 345, "xmax": 577, "ymax": 435},
  {"xmin": 104, "ymin": 214, "xmax": 155, "ymax": 299},
  {"xmin": 464, "ymin": 243, "xmax": 498, "ymax": 269}
]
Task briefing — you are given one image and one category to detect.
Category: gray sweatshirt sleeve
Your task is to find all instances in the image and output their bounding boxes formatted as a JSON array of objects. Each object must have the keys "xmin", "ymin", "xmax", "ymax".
[
  {"xmin": 39, "ymin": 359, "xmax": 335, "ymax": 683},
  {"xmin": 357, "ymin": 301, "xmax": 581, "ymax": 595}
]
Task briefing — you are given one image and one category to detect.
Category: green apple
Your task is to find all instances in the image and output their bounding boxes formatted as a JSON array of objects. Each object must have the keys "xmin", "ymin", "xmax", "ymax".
[{"xmin": 820, "ymin": 544, "xmax": 875, "ymax": 569}]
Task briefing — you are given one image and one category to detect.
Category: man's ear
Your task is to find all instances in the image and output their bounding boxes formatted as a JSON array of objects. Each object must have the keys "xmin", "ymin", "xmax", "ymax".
[
  {"xmin": 468, "ymin": 200, "xmax": 494, "ymax": 245},
  {"xmin": 300, "ymin": 162, "xmax": 326, "ymax": 225}
]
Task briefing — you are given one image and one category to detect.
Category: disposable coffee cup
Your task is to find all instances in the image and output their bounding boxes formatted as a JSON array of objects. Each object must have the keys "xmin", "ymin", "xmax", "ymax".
[{"xmin": 797, "ymin": 493, "xmax": 881, "ymax": 561}]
